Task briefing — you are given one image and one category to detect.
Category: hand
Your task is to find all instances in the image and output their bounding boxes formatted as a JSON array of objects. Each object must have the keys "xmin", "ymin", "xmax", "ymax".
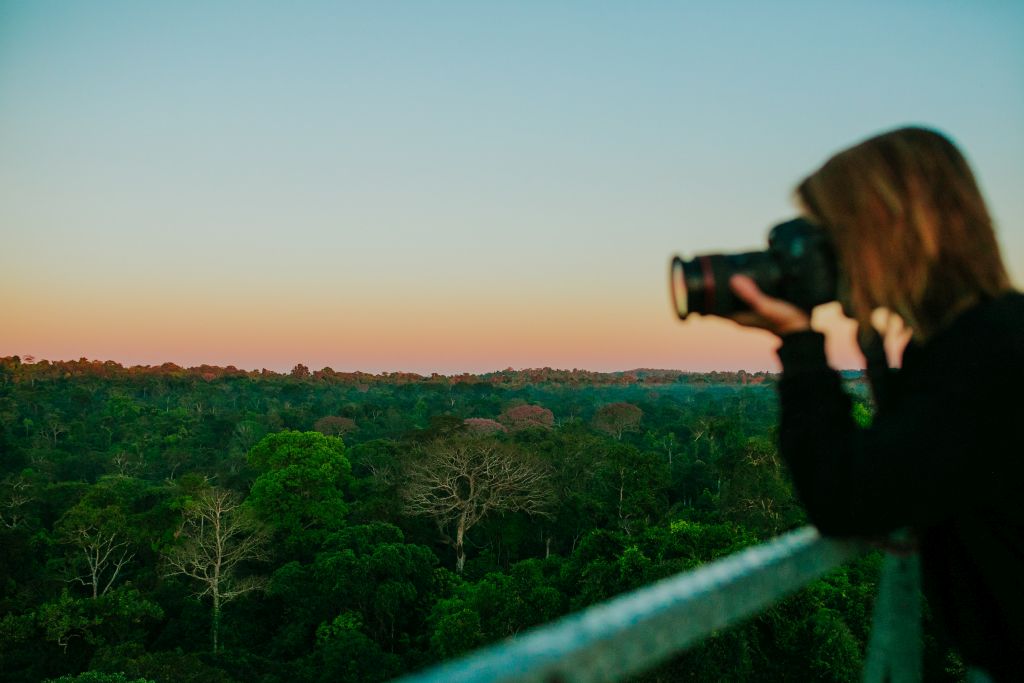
[{"xmin": 728, "ymin": 274, "xmax": 812, "ymax": 336}]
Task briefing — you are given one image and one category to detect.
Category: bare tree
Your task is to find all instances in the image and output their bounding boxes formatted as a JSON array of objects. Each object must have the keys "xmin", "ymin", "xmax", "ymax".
[
  {"xmin": 0, "ymin": 475, "xmax": 33, "ymax": 529},
  {"xmin": 163, "ymin": 488, "xmax": 268, "ymax": 653},
  {"xmin": 690, "ymin": 416, "xmax": 713, "ymax": 443},
  {"xmin": 232, "ymin": 420, "xmax": 262, "ymax": 452},
  {"xmin": 63, "ymin": 521, "xmax": 135, "ymax": 599},
  {"xmin": 402, "ymin": 438, "xmax": 554, "ymax": 573},
  {"xmin": 110, "ymin": 451, "xmax": 143, "ymax": 477},
  {"xmin": 57, "ymin": 488, "xmax": 139, "ymax": 600},
  {"xmin": 39, "ymin": 412, "xmax": 67, "ymax": 447}
]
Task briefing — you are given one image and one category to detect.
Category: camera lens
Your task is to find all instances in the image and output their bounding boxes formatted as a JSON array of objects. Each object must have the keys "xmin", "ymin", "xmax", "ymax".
[
  {"xmin": 671, "ymin": 254, "xmax": 723, "ymax": 319},
  {"xmin": 671, "ymin": 256, "xmax": 688, "ymax": 318},
  {"xmin": 670, "ymin": 218, "xmax": 836, "ymax": 322},
  {"xmin": 670, "ymin": 251, "xmax": 779, "ymax": 319}
]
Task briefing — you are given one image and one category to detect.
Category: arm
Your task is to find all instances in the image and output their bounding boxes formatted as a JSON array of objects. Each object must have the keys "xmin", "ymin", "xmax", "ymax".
[
  {"xmin": 775, "ymin": 331, "xmax": 971, "ymax": 536},
  {"xmin": 729, "ymin": 277, "xmax": 995, "ymax": 537}
]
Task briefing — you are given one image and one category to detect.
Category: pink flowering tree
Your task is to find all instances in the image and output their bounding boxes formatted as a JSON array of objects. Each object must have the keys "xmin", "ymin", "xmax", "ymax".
[
  {"xmin": 463, "ymin": 418, "xmax": 507, "ymax": 435},
  {"xmin": 498, "ymin": 404, "xmax": 554, "ymax": 431}
]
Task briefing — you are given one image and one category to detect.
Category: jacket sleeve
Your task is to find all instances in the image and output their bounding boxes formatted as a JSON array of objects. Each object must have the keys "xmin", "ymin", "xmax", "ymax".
[{"xmin": 775, "ymin": 331, "xmax": 992, "ymax": 537}]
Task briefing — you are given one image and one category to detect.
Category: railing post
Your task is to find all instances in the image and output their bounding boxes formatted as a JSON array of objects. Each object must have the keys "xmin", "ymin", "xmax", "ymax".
[{"xmin": 862, "ymin": 533, "xmax": 922, "ymax": 683}]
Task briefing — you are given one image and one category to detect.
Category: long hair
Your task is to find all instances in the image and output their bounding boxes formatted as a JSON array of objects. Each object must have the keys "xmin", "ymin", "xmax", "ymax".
[{"xmin": 796, "ymin": 126, "xmax": 1011, "ymax": 340}]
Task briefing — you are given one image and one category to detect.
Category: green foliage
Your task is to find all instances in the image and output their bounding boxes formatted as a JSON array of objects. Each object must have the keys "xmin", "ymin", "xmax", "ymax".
[
  {"xmin": 91, "ymin": 645, "xmax": 240, "ymax": 683},
  {"xmin": 852, "ymin": 401, "xmax": 874, "ymax": 428},
  {"xmin": 0, "ymin": 362, "xmax": 930, "ymax": 681},
  {"xmin": 247, "ymin": 431, "xmax": 353, "ymax": 547},
  {"xmin": 266, "ymin": 522, "xmax": 439, "ymax": 668},
  {"xmin": 428, "ymin": 606, "xmax": 482, "ymax": 659},
  {"xmin": 718, "ymin": 436, "xmax": 802, "ymax": 537},
  {"xmin": 34, "ymin": 588, "xmax": 163, "ymax": 652},
  {"xmin": 806, "ymin": 607, "xmax": 862, "ymax": 680},
  {"xmin": 592, "ymin": 402, "xmax": 643, "ymax": 439},
  {"xmin": 44, "ymin": 673, "xmax": 154, "ymax": 683},
  {"xmin": 311, "ymin": 619, "xmax": 400, "ymax": 683},
  {"xmin": 315, "ymin": 611, "xmax": 363, "ymax": 644}
]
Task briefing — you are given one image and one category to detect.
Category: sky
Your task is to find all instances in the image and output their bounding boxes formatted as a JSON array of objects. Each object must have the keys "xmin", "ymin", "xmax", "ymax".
[{"xmin": 2, "ymin": 1, "xmax": 1022, "ymax": 374}]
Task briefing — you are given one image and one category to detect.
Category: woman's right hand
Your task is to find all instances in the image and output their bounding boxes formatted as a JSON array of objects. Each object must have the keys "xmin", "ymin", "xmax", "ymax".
[{"xmin": 729, "ymin": 274, "xmax": 812, "ymax": 337}]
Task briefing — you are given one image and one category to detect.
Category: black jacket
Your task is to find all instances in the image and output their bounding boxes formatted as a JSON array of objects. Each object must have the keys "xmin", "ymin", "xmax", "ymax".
[{"xmin": 776, "ymin": 292, "xmax": 1024, "ymax": 679}]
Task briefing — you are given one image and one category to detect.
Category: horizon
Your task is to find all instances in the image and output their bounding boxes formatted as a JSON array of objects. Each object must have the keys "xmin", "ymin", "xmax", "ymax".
[
  {"xmin": 6, "ymin": 304, "xmax": 861, "ymax": 376},
  {"xmin": 5, "ymin": 352, "xmax": 865, "ymax": 377},
  {"xmin": 3, "ymin": 2, "xmax": 1022, "ymax": 375}
]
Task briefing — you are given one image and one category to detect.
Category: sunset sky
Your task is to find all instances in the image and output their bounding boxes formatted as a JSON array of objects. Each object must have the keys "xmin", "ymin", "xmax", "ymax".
[{"xmin": 2, "ymin": 2, "xmax": 1022, "ymax": 374}]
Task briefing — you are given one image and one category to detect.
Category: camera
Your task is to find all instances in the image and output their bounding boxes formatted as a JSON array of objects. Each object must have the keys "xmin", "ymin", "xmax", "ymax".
[{"xmin": 670, "ymin": 218, "xmax": 838, "ymax": 319}]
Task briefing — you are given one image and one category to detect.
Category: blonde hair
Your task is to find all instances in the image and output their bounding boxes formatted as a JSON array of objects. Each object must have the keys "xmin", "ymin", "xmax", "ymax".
[{"xmin": 797, "ymin": 126, "xmax": 1011, "ymax": 340}]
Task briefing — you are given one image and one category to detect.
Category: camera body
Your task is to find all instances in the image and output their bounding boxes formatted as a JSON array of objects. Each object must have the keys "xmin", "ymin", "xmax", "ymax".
[{"xmin": 671, "ymin": 218, "xmax": 838, "ymax": 319}]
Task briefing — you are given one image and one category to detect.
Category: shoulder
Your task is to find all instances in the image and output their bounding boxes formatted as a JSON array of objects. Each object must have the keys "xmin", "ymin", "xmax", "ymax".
[
  {"xmin": 973, "ymin": 290, "xmax": 1024, "ymax": 330},
  {"xmin": 931, "ymin": 291, "xmax": 1024, "ymax": 380},
  {"xmin": 957, "ymin": 291, "xmax": 1024, "ymax": 352}
]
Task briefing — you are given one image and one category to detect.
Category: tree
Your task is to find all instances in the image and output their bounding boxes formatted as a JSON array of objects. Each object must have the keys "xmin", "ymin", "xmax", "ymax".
[
  {"xmin": 593, "ymin": 443, "xmax": 668, "ymax": 535},
  {"xmin": 29, "ymin": 587, "xmax": 162, "ymax": 656},
  {"xmin": 58, "ymin": 503, "xmax": 134, "ymax": 599},
  {"xmin": 163, "ymin": 487, "xmax": 268, "ymax": 653},
  {"xmin": 592, "ymin": 402, "xmax": 643, "ymax": 440},
  {"xmin": 462, "ymin": 418, "xmax": 507, "ymax": 435},
  {"xmin": 402, "ymin": 437, "xmax": 554, "ymax": 572},
  {"xmin": 247, "ymin": 431, "xmax": 353, "ymax": 547},
  {"xmin": 644, "ymin": 430, "xmax": 678, "ymax": 466},
  {"xmin": 313, "ymin": 415, "xmax": 357, "ymax": 438},
  {"xmin": 56, "ymin": 477, "xmax": 149, "ymax": 599},
  {"xmin": 498, "ymin": 405, "xmax": 554, "ymax": 431},
  {"xmin": 266, "ymin": 523, "xmax": 438, "ymax": 676},
  {"xmin": 44, "ymin": 673, "xmax": 154, "ymax": 683},
  {"xmin": 719, "ymin": 436, "xmax": 800, "ymax": 536},
  {"xmin": 427, "ymin": 558, "xmax": 566, "ymax": 656},
  {"xmin": 0, "ymin": 473, "xmax": 34, "ymax": 529}
]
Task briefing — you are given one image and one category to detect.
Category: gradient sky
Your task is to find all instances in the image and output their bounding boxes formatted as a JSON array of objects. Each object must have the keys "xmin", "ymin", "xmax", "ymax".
[{"xmin": 2, "ymin": 1, "xmax": 1022, "ymax": 374}]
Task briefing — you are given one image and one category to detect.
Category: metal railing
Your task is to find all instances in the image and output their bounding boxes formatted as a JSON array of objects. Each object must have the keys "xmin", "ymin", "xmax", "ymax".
[{"xmin": 394, "ymin": 526, "xmax": 922, "ymax": 683}]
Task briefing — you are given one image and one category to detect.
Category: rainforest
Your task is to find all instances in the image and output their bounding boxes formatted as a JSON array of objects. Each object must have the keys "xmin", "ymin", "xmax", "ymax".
[{"xmin": 0, "ymin": 357, "xmax": 965, "ymax": 682}]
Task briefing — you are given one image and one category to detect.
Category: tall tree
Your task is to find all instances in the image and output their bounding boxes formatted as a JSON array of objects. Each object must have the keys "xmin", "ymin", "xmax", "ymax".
[
  {"xmin": 313, "ymin": 415, "xmax": 358, "ymax": 438},
  {"xmin": 56, "ymin": 477, "xmax": 150, "ymax": 599},
  {"xmin": 592, "ymin": 402, "xmax": 643, "ymax": 440},
  {"xmin": 0, "ymin": 474, "xmax": 34, "ymax": 529},
  {"xmin": 58, "ymin": 503, "xmax": 134, "ymax": 599},
  {"xmin": 402, "ymin": 437, "xmax": 554, "ymax": 572},
  {"xmin": 163, "ymin": 487, "xmax": 268, "ymax": 653},
  {"xmin": 247, "ymin": 430, "xmax": 353, "ymax": 547},
  {"xmin": 498, "ymin": 404, "xmax": 554, "ymax": 431}
]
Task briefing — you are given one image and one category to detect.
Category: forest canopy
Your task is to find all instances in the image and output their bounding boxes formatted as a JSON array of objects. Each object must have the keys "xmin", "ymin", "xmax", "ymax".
[{"xmin": 0, "ymin": 356, "xmax": 963, "ymax": 682}]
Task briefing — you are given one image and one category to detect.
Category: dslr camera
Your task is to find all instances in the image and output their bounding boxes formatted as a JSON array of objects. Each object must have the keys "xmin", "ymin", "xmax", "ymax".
[{"xmin": 671, "ymin": 218, "xmax": 838, "ymax": 319}]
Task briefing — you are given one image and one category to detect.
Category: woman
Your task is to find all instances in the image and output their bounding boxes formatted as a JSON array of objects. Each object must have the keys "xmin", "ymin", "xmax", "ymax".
[{"xmin": 729, "ymin": 126, "xmax": 1023, "ymax": 680}]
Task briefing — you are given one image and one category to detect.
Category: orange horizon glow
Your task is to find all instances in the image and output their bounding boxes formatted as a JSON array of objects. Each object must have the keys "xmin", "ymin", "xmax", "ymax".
[
  {"xmin": 4, "ymin": 5, "xmax": 1016, "ymax": 378},
  {"xmin": 3, "ymin": 286, "xmax": 864, "ymax": 374}
]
